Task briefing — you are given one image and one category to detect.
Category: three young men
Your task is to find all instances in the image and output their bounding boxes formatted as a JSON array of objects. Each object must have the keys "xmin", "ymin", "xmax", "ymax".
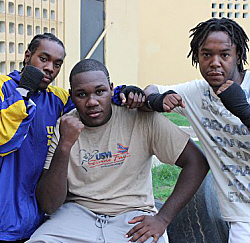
[{"xmin": 26, "ymin": 59, "xmax": 209, "ymax": 243}]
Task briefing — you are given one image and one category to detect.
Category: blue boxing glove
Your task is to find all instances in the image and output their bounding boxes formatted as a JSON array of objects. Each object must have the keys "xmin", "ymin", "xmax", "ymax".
[{"xmin": 218, "ymin": 82, "xmax": 250, "ymax": 127}]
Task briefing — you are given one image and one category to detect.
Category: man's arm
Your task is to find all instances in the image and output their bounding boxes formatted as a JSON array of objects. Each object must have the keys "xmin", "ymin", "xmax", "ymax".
[
  {"xmin": 126, "ymin": 139, "xmax": 209, "ymax": 243},
  {"xmin": 0, "ymin": 66, "xmax": 43, "ymax": 156},
  {"xmin": 217, "ymin": 80, "xmax": 250, "ymax": 130},
  {"xmin": 114, "ymin": 84, "xmax": 184, "ymax": 112},
  {"xmin": 0, "ymin": 95, "xmax": 36, "ymax": 156},
  {"xmin": 36, "ymin": 116, "xmax": 84, "ymax": 214}
]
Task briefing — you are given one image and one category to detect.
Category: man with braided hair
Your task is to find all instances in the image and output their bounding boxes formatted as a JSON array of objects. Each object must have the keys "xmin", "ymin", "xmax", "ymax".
[
  {"xmin": 116, "ymin": 17, "xmax": 250, "ymax": 242},
  {"xmin": 0, "ymin": 33, "xmax": 74, "ymax": 242}
]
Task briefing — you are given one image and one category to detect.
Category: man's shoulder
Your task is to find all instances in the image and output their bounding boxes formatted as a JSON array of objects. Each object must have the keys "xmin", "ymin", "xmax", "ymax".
[
  {"xmin": 112, "ymin": 104, "xmax": 151, "ymax": 125},
  {"xmin": 46, "ymin": 85, "xmax": 70, "ymax": 103},
  {"xmin": 157, "ymin": 78, "xmax": 208, "ymax": 95},
  {"xmin": 113, "ymin": 103, "xmax": 146, "ymax": 117},
  {"xmin": 243, "ymin": 69, "xmax": 250, "ymax": 83},
  {"xmin": 46, "ymin": 85, "xmax": 69, "ymax": 95},
  {"xmin": 178, "ymin": 78, "xmax": 208, "ymax": 90},
  {"xmin": 0, "ymin": 74, "xmax": 14, "ymax": 84},
  {"xmin": 0, "ymin": 73, "xmax": 18, "ymax": 94}
]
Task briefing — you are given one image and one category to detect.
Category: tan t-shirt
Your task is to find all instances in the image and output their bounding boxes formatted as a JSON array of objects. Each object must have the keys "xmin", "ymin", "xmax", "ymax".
[{"xmin": 45, "ymin": 104, "xmax": 189, "ymax": 216}]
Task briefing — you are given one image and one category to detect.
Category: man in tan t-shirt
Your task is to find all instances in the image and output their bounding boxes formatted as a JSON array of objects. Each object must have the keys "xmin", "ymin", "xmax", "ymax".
[{"xmin": 27, "ymin": 59, "xmax": 209, "ymax": 243}]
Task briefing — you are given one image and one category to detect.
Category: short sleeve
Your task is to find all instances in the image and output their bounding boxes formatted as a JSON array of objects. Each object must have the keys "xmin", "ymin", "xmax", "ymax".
[{"xmin": 148, "ymin": 112, "xmax": 190, "ymax": 164}]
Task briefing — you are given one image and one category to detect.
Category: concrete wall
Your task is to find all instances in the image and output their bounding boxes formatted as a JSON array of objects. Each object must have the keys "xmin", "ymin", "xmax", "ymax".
[
  {"xmin": 0, "ymin": 0, "xmax": 66, "ymax": 75},
  {"xmin": 0, "ymin": 0, "xmax": 81, "ymax": 90},
  {"xmin": 137, "ymin": 0, "xmax": 250, "ymax": 87},
  {"xmin": 104, "ymin": 0, "xmax": 250, "ymax": 87},
  {"xmin": 137, "ymin": 0, "xmax": 210, "ymax": 87},
  {"xmin": 105, "ymin": 0, "xmax": 139, "ymax": 87},
  {"xmin": 2, "ymin": 0, "xmax": 250, "ymax": 89},
  {"xmin": 62, "ymin": 0, "xmax": 80, "ymax": 89}
]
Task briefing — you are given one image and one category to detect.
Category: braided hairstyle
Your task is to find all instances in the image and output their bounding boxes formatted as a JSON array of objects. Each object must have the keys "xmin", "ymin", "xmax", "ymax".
[
  {"xmin": 187, "ymin": 18, "xmax": 249, "ymax": 72},
  {"xmin": 22, "ymin": 32, "xmax": 66, "ymax": 68}
]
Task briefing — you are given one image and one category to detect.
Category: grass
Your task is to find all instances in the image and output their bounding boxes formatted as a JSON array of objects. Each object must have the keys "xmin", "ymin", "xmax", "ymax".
[
  {"xmin": 152, "ymin": 164, "xmax": 181, "ymax": 202},
  {"xmin": 163, "ymin": 112, "xmax": 190, "ymax": 126},
  {"xmin": 152, "ymin": 113, "xmax": 192, "ymax": 201}
]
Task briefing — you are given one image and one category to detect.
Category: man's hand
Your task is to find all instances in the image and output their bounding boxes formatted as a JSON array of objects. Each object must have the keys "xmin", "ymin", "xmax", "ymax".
[
  {"xmin": 36, "ymin": 116, "xmax": 84, "ymax": 215},
  {"xmin": 146, "ymin": 90, "xmax": 185, "ymax": 112},
  {"xmin": 119, "ymin": 85, "xmax": 146, "ymax": 109},
  {"xmin": 162, "ymin": 93, "xmax": 185, "ymax": 112},
  {"xmin": 18, "ymin": 65, "xmax": 44, "ymax": 99},
  {"xmin": 126, "ymin": 215, "xmax": 167, "ymax": 243},
  {"xmin": 216, "ymin": 80, "xmax": 234, "ymax": 95},
  {"xmin": 59, "ymin": 116, "xmax": 84, "ymax": 148},
  {"xmin": 217, "ymin": 80, "xmax": 250, "ymax": 128}
]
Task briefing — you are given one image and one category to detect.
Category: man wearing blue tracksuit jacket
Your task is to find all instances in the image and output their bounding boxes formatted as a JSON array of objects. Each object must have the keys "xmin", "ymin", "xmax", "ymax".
[{"xmin": 0, "ymin": 33, "xmax": 74, "ymax": 242}]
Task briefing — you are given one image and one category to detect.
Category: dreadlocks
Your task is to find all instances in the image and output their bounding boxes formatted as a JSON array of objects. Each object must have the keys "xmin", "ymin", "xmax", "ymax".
[
  {"xmin": 22, "ymin": 33, "xmax": 66, "ymax": 68},
  {"xmin": 187, "ymin": 18, "xmax": 249, "ymax": 72}
]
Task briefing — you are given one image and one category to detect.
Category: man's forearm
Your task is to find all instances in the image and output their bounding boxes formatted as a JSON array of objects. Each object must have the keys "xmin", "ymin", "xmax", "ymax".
[
  {"xmin": 139, "ymin": 85, "xmax": 160, "ymax": 111},
  {"xmin": 158, "ymin": 163, "xmax": 208, "ymax": 225},
  {"xmin": 36, "ymin": 140, "xmax": 71, "ymax": 214},
  {"xmin": 144, "ymin": 85, "xmax": 159, "ymax": 97},
  {"xmin": 217, "ymin": 82, "xmax": 250, "ymax": 129},
  {"xmin": 157, "ymin": 141, "xmax": 209, "ymax": 225}
]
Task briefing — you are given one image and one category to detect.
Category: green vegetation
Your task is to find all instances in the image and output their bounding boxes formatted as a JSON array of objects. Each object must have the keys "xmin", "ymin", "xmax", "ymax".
[
  {"xmin": 152, "ymin": 164, "xmax": 181, "ymax": 201},
  {"xmin": 163, "ymin": 112, "xmax": 190, "ymax": 126},
  {"xmin": 152, "ymin": 113, "xmax": 193, "ymax": 201}
]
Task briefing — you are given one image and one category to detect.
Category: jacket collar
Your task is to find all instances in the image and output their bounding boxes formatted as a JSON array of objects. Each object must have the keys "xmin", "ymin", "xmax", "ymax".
[{"xmin": 8, "ymin": 70, "xmax": 21, "ymax": 83}]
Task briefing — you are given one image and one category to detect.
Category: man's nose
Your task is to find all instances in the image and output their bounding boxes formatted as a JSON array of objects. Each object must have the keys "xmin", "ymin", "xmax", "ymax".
[
  {"xmin": 86, "ymin": 95, "xmax": 99, "ymax": 107},
  {"xmin": 44, "ymin": 62, "xmax": 54, "ymax": 74},
  {"xmin": 210, "ymin": 55, "xmax": 221, "ymax": 68}
]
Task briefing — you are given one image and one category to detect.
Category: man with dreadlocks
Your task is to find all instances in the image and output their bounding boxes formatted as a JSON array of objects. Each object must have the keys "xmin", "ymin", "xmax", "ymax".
[
  {"xmin": 0, "ymin": 33, "xmax": 74, "ymax": 242},
  {"xmin": 115, "ymin": 17, "xmax": 250, "ymax": 242}
]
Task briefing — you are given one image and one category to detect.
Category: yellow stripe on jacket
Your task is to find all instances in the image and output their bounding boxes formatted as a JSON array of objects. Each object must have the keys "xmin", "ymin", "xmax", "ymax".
[
  {"xmin": 47, "ymin": 86, "xmax": 70, "ymax": 106},
  {"xmin": 47, "ymin": 86, "xmax": 70, "ymax": 116},
  {"xmin": 0, "ymin": 75, "xmax": 12, "ymax": 102},
  {"xmin": 0, "ymin": 149, "xmax": 16, "ymax": 157},
  {"xmin": 0, "ymin": 100, "xmax": 28, "ymax": 145}
]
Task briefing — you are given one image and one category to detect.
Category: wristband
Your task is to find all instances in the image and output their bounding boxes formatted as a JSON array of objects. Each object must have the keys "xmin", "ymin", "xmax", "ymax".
[
  {"xmin": 112, "ymin": 85, "xmax": 126, "ymax": 105},
  {"xmin": 218, "ymin": 83, "xmax": 250, "ymax": 127},
  {"xmin": 146, "ymin": 90, "xmax": 177, "ymax": 112},
  {"xmin": 16, "ymin": 87, "xmax": 30, "ymax": 100}
]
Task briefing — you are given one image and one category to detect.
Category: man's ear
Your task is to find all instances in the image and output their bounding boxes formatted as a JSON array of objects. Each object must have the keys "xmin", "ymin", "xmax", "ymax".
[
  {"xmin": 24, "ymin": 50, "xmax": 31, "ymax": 65},
  {"xmin": 110, "ymin": 82, "xmax": 114, "ymax": 96}
]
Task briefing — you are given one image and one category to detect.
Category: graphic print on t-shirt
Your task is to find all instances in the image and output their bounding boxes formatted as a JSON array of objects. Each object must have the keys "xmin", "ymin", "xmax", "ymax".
[
  {"xmin": 201, "ymin": 87, "xmax": 250, "ymax": 204},
  {"xmin": 79, "ymin": 143, "xmax": 130, "ymax": 171}
]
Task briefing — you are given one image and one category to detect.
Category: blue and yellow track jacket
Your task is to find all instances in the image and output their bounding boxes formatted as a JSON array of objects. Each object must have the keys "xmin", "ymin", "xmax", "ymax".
[{"xmin": 0, "ymin": 70, "xmax": 74, "ymax": 240}]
